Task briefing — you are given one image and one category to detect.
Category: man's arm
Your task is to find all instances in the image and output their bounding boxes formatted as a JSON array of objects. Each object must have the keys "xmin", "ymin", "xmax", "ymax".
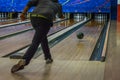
[
  {"xmin": 20, "ymin": 6, "xmax": 29, "ymax": 21},
  {"xmin": 20, "ymin": 0, "xmax": 38, "ymax": 21}
]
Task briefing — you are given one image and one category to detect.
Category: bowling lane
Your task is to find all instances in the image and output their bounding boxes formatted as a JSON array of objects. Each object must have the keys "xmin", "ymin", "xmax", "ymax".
[
  {"xmin": 117, "ymin": 21, "xmax": 120, "ymax": 46},
  {"xmin": 0, "ymin": 19, "xmax": 27, "ymax": 25},
  {"xmin": 0, "ymin": 19, "xmax": 80, "ymax": 57},
  {"xmin": 0, "ymin": 58, "xmax": 104, "ymax": 80},
  {"xmin": 0, "ymin": 23, "xmax": 31, "ymax": 37},
  {"xmin": 0, "ymin": 19, "xmax": 72, "ymax": 37},
  {"xmin": 49, "ymin": 19, "xmax": 77, "ymax": 35},
  {"xmin": 103, "ymin": 20, "xmax": 118, "ymax": 80},
  {"xmin": 37, "ymin": 20, "xmax": 107, "ymax": 61}
]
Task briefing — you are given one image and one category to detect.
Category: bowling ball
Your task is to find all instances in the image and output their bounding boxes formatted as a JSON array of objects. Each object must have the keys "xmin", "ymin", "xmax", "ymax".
[{"xmin": 76, "ymin": 32, "xmax": 84, "ymax": 39}]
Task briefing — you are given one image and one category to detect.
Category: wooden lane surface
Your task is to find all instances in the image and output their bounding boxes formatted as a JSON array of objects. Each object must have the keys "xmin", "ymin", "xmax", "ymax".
[
  {"xmin": 0, "ymin": 19, "xmax": 78, "ymax": 57},
  {"xmin": 37, "ymin": 20, "xmax": 106, "ymax": 61},
  {"xmin": 0, "ymin": 19, "xmax": 75, "ymax": 37},
  {"xmin": 104, "ymin": 21, "xmax": 120, "ymax": 80},
  {"xmin": 0, "ymin": 23, "xmax": 31, "ymax": 36},
  {"xmin": 0, "ymin": 19, "xmax": 21, "ymax": 25},
  {"xmin": 0, "ymin": 19, "xmax": 29, "ymax": 26},
  {"xmin": 0, "ymin": 58, "xmax": 105, "ymax": 80},
  {"xmin": 117, "ymin": 21, "xmax": 120, "ymax": 46},
  {"xmin": 0, "ymin": 20, "xmax": 106, "ymax": 80}
]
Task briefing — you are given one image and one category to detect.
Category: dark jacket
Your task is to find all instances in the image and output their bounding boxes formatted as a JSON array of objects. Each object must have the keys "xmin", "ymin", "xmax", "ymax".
[{"xmin": 27, "ymin": 0, "xmax": 63, "ymax": 21}]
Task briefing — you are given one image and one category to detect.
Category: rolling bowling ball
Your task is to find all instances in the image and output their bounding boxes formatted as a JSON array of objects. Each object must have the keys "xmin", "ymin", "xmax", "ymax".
[{"xmin": 76, "ymin": 32, "xmax": 84, "ymax": 39}]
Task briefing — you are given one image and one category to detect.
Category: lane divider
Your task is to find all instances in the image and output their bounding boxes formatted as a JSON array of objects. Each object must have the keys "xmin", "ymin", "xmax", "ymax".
[{"xmin": 101, "ymin": 20, "xmax": 110, "ymax": 62}]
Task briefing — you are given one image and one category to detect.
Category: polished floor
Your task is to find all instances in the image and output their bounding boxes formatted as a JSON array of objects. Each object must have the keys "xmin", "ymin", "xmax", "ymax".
[
  {"xmin": 0, "ymin": 19, "xmax": 79, "ymax": 56},
  {"xmin": 104, "ymin": 20, "xmax": 120, "ymax": 80},
  {"xmin": 0, "ymin": 19, "xmax": 119, "ymax": 80}
]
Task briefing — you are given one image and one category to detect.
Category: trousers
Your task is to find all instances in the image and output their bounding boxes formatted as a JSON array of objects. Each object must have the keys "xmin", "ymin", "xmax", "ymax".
[{"xmin": 23, "ymin": 17, "xmax": 53, "ymax": 65}]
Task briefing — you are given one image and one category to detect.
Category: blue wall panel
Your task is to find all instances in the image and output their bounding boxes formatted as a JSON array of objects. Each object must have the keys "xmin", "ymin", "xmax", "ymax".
[
  {"xmin": 60, "ymin": 0, "xmax": 111, "ymax": 13},
  {"xmin": 0, "ymin": 0, "xmax": 111, "ymax": 13},
  {"xmin": 110, "ymin": 0, "xmax": 117, "ymax": 20}
]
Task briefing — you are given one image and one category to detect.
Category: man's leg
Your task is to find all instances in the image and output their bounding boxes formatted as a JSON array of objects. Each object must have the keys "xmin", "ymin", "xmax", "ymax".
[
  {"xmin": 41, "ymin": 36, "xmax": 53, "ymax": 64},
  {"xmin": 11, "ymin": 24, "xmax": 47, "ymax": 73}
]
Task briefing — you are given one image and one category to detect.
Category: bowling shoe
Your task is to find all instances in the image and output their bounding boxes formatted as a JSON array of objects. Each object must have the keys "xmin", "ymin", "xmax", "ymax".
[
  {"xmin": 11, "ymin": 59, "xmax": 26, "ymax": 73},
  {"xmin": 46, "ymin": 58, "xmax": 53, "ymax": 64}
]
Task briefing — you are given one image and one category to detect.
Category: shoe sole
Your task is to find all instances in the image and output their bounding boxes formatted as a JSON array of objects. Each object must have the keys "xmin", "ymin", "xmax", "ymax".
[{"xmin": 11, "ymin": 60, "xmax": 25, "ymax": 73}]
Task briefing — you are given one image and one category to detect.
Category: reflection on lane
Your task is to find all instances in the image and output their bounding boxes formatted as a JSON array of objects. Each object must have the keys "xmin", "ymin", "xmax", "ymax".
[
  {"xmin": 0, "ymin": 19, "xmax": 79, "ymax": 37},
  {"xmin": 0, "ymin": 19, "xmax": 81, "ymax": 56},
  {"xmin": 48, "ymin": 20, "xmax": 107, "ymax": 61},
  {"xmin": 25, "ymin": 19, "xmax": 106, "ymax": 59},
  {"xmin": 0, "ymin": 23, "xmax": 31, "ymax": 36},
  {"xmin": 49, "ymin": 19, "xmax": 79, "ymax": 35},
  {"xmin": 0, "ymin": 19, "xmax": 29, "ymax": 25}
]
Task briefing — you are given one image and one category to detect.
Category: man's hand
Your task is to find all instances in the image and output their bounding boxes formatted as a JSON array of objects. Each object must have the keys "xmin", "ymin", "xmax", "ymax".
[
  {"xmin": 20, "ymin": 13, "xmax": 26, "ymax": 21},
  {"xmin": 20, "ymin": 6, "xmax": 29, "ymax": 21}
]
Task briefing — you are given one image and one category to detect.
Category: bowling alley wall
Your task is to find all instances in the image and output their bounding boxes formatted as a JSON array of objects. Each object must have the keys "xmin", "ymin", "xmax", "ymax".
[
  {"xmin": 0, "ymin": 0, "xmax": 118, "ymax": 20},
  {"xmin": 110, "ymin": 0, "xmax": 117, "ymax": 20},
  {"xmin": 118, "ymin": 0, "xmax": 120, "ymax": 22}
]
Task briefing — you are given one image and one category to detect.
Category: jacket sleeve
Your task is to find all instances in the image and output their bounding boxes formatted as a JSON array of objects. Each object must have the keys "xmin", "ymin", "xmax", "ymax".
[{"xmin": 27, "ymin": 0, "xmax": 38, "ymax": 7}]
